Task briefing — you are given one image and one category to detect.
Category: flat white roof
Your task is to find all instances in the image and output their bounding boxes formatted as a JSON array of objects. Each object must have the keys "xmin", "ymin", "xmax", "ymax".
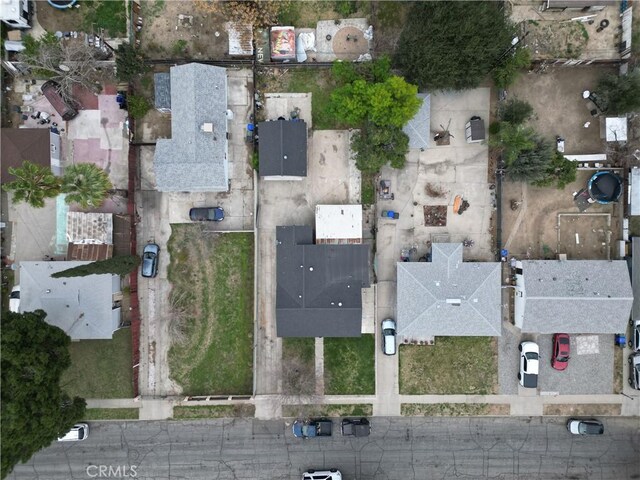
[
  {"xmin": 605, "ymin": 117, "xmax": 628, "ymax": 142},
  {"xmin": 315, "ymin": 205, "xmax": 362, "ymax": 240},
  {"xmin": 631, "ymin": 168, "xmax": 640, "ymax": 216}
]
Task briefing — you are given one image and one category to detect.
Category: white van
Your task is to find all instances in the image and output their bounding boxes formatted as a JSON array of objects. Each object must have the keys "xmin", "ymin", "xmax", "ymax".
[{"xmin": 58, "ymin": 423, "xmax": 89, "ymax": 442}]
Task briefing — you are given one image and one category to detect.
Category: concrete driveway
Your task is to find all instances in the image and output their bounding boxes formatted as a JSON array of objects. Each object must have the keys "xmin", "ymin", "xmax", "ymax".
[
  {"xmin": 137, "ymin": 69, "xmax": 255, "ymax": 397},
  {"xmin": 255, "ymin": 127, "xmax": 359, "ymax": 404}
]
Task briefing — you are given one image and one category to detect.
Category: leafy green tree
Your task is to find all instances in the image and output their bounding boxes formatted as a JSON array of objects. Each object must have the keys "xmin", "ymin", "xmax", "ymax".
[
  {"xmin": 1, "ymin": 310, "xmax": 86, "ymax": 478},
  {"xmin": 490, "ymin": 122, "xmax": 537, "ymax": 165},
  {"xmin": 2, "ymin": 161, "xmax": 61, "ymax": 208},
  {"xmin": 331, "ymin": 76, "xmax": 421, "ymax": 128},
  {"xmin": 61, "ymin": 163, "xmax": 112, "ymax": 209},
  {"xmin": 493, "ymin": 47, "xmax": 531, "ymax": 89},
  {"xmin": 115, "ymin": 42, "xmax": 148, "ymax": 83},
  {"xmin": 508, "ymin": 138, "xmax": 554, "ymax": 183},
  {"xmin": 499, "ymin": 98, "xmax": 534, "ymax": 125},
  {"xmin": 332, "ymin": 56, "xmax": 392, "ymax": 85},
  {"xmin": 51, "ymin": 255, "xmax": 141, "ymax": 278},
  {"xmin": 352, "ymin": 124, "xmax": 409, "ymax": 173},
  {"xmin": 127, "ymin": 95, "xmax": 151, "ymax": 119},
  {"xmin": 595, "ymin": 69, "xmax": 640, "ymax": 115},
  {"xmin": 395, "ymin": 1, "xmax": 515, "ymax": 90},
  {"xmin": 534, "ymin": 151, "xmax": 577, "ymax": 189}
]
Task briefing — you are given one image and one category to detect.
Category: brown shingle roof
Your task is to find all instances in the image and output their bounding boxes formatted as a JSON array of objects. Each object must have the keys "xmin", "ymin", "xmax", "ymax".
[{"xmin": 1, "ymin": 128, "xmax": 51, "ymax": 183}]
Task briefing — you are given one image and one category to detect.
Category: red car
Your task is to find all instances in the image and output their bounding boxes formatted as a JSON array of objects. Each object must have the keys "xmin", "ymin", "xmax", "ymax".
[{"xmin": 552, "ymin": 333, "xmax": 570, "ymax": 370}]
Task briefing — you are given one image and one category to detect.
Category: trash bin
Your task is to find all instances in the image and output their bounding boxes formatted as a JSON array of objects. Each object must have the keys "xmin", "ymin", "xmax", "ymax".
[{"xmin": 615, "ymin": 334, "xmax": 626, "ymax": 347}]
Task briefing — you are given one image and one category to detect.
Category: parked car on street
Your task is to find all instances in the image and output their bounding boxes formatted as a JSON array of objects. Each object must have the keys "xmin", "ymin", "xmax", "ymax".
[
  {"xmin": 629, "ymin": 353, "xmax": 640, "ymax": 390},
  {"xmin": 189, "ymin": 207, "xmax": 224, "ymax": 222},
  {"xmin": 141, "ymin": 243, "xmax": 160, "ymax": 278},
  {"xmin": 551, "ymin": 333, "xmax": 570, "ymax": 371},
  {"xmin": 58, "ymin": 423, "xmax": 89, "ymax": 442},
  {"xmin": 302, "ymin": 470, "xmax": 342, "ymax": 480},
  {"xmin": 341, "ymin": 418, "xmax": 371, "ymax": 437},
  {"xmin": 566, "ymin": 418, "xmax": 604, "ymax": 435},
  {"xmin": 518, "ymin": 341, "xmax": 539, "ymax": 388},
  {"xmin": 382, "ymin": 318, "xmax": 397, "ymax": 355},
  {"xmin": 629, "ymin": 319, "xmax": 640, "ymax": 352},
  {"xmin": 292, "ymin": 418, "xmax": 332, "ymax": 438},
  {"xmin": 9, "ymin": 286, "xmax": 20, "ymax": 313}
]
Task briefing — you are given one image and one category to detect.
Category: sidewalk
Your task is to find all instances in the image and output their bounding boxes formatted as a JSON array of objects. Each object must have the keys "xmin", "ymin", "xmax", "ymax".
[{"xmin": 86, "ymin": 392, "xmax": 640, "ymax": 420}]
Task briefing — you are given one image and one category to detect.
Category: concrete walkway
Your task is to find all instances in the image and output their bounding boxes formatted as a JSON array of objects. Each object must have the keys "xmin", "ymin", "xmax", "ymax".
[{"xmin": 86, "ymin": 392, "xmax": 640, "ymax": 420}]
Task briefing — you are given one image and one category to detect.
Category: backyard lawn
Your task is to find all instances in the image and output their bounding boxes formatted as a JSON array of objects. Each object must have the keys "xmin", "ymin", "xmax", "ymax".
[
  {"xmin": 60, "ymin": 328, "xmax": 133, "ymax": 398},
  {"xmin": 399, "ymin": 337, "xmax": 498, "ymax": 395},
  {"xmin": 167, "ymin": 228, "xmax": 254, "ymax": 395},
  {"xmin": 324, "ymin": 335, "xmax": 375, "ymax": 395}
]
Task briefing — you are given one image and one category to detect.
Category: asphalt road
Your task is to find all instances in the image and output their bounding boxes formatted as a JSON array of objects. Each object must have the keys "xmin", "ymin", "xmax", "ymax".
[{"xmin": 8, "ymin": 417, "xmax": 640, "ymax": 480}]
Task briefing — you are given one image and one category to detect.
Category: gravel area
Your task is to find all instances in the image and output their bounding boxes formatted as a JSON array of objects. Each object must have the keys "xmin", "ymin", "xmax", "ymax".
[{"xmin": 538, "ymin": 334, "xmax": 614, "ymax": 394}]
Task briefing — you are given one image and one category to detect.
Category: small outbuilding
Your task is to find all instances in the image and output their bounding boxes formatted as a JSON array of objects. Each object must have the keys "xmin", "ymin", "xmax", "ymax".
[
  {"xmin": 258, "ymin": 119, "xmax": 307, "ymax": 179},
  {"xmin": 315, "ymin": 205, "xmax": 362, "ymax": 244}
]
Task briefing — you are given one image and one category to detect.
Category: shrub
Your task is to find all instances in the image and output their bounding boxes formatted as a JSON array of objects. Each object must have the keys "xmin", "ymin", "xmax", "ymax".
[{"xmin": 127, "ymin": 95, "xmax": 150, "ymax": 119}]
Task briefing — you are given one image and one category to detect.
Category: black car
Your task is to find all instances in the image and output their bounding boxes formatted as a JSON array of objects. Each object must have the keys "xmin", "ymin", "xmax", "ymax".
[
  {"xmin": 341, "ymin": 418, "xmax": 371, "ymax": 437},
  {"xmin": 141, "ymin": 243, "xmax": 159, "ymax": 278},
  {"xmin": 189, "ymin": 207, "xmax": 224, "ymax": 222}
]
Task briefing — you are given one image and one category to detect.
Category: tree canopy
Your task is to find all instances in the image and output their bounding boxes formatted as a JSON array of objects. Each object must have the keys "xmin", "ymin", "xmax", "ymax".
[
  {"xmin": 2, "ymin": 161, "xmax": 60, "ymax": 208},
  {"xmin": 1, "ymin": 310, "xmax": 86, "ymax": 478},
  {"xmin": 595, "ymin": 70, "xmax": 640, "ymax": 115},
  {"xmin": 395, "ymin": 1, "xmax": 516, "ymax": 90},
  {"xmin": 352, "ymin": 124, "xmax": 409, "ymax": 173},
  {"xmin": 115, "ymin": 42, "xmax": 147, "ymax": 83},
  {"xmin": 3, "ymin": 161, "xmax": 112, "ymax": 209},
  {"xmin": 499, "ymin": 98, "xmax": 534, "ymax": 125},
  {"xmin": 330, "ymin": 58, "xmax": 421, "ymax": 128},
  {"xmin": 51, "ymin": 255, "xmax": 141, "ymax": 278},
  {"xmin": 533, "ymin": 151, "xmax": 578, "ymax": 189}
]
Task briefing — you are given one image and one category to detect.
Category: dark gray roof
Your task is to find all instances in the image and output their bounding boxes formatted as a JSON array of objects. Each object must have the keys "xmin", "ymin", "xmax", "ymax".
[
  {"xmin": 403, "ymin": 93, "xmax": 430, "ymax": 150},
  {"xmin": 18, "ymin": 261, "xmax": 120, "ymax": 340},
  {"xmin": 276, "ymin": 226, "xmax": 370, "ymax": 337},
  {"xmin": 633, "ymin": 237, "xmax": 640, "ymax": 320},
  {"xmin": 397, "ymin": 243, "xmax": 502, "ymax": 340},
  {"xmin": 154, "ymin": 72, "xmax": 171, "ymax": 110},
  {"xmin": 154, "ymin": 64, "xmax": 229, "ymax": 191},
  {"xmin": 517, "ymin": 260, "xmax": 632, "ymax": 333},
  {"xmin": 258, "ymin": 120, "xmax": 307, "ymax": 177}
]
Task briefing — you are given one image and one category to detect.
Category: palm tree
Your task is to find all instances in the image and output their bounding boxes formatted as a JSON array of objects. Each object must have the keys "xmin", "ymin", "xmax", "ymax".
[
  {"xmin": 61, "ymin": 163, "xmax": 112, "ymax": 209},
  {"xmin": 3, "ymin": 161, "xmax": 61, "ymax": 208}
]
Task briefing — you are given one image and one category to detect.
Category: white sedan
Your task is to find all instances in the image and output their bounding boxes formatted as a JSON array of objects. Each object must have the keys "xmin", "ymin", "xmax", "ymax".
[{"xmin": 518, "ymin": 341, "xmax": 539, "ymax": 388}]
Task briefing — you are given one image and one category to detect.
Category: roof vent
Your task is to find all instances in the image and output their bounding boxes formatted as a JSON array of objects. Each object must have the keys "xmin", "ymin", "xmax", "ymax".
[
  {"xmin": 446, "ymin": 298, "xmax": 461, "ymax": 306},
  {"xmin": 201, "ymin": 123, "xmax": 214, "ymax": 133}
]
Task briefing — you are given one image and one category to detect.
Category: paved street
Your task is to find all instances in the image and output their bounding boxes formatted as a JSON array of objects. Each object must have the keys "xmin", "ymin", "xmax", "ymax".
[{"xmin": 9, "ymin": 417, "xmax": 639, "ymax": 479}]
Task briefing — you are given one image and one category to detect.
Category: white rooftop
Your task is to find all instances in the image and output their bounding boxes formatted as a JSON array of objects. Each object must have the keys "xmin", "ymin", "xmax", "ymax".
[
  {"xmin": 605, "ymin": 117, "xmax": 627, "ymax": 142},
  {"xmin": 315, "ymin": 205, "xmax": 362, "ymax": 241}
]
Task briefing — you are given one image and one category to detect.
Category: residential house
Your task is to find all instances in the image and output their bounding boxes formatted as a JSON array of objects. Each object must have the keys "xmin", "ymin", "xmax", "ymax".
[
  {"xmin": 153, "ymin": 63, "xmax": 229, "ymax": 192},
  {"xmin": 403, "ymin": 93, "xmax": 430, "ymax": 150},
  {"xmin": 514, "ymin": 259, "xmax": 633, "ymax": 333},
  {"xmin": 397, "ymin": 243, "xmax": 502, "ymax": 343},
  {"xmin": 65, "ymin": 212, "xmax": 114, "ymax": 261},
  {"xmin": 315, "ymin": 205, "xmax": 362, "ymax": 244},
  {"xmin": 276, "ymin": 222, "xmax": 370, "ymax": 337},
  {"xmin": 258, "ymin": 119, "xmax": 307, "ymax": 179},
  {"xmin": 632, "ymin": 237, "xmax": 640, "ymax": 322},
  {"xmin": 0, "ymin": 0, "xmax": 31, "ymax": 29},
  {"xmin": 18, "ymin": 261, "xmax": 122, "ymax": 340},
  {"xmin": 1, "ymin": 128, "xmax": 62, "ymax": 181}
]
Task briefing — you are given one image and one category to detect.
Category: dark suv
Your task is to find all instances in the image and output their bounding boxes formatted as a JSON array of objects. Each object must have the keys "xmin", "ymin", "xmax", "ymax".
[{"xmin": 341, "ymin": 418, "xmax": 370, "ymax": 437}]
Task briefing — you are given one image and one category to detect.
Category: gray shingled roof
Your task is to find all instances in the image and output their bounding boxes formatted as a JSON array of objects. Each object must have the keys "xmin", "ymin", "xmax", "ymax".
[
  {"xmin": 154, "ymin": 72, "xmax": 171, "ymax": 110},
  {"xmin": 18, "ymin": 261, "xmax": 120, "ymax": 340},
  {"xmin": 397, "ymin": 243, "xmax": 501, "ymax": 340},
  {"xmin": 276, "ymin": 226, "xmax": 370, "ymax": 337},
  {"xmin": 258, "ymin": 120, "xmax": 307, "ymax": 177},
  {"xmin": 154, "ymin": 64, "xmax": 229, "ymax": 192},
  {"xmin": 517, "ymin": 259, "xmax": 633, "ymax": 333},
  {"xmin": 403, "ymin": 93, "xmax": 430, "ymax": 150}
]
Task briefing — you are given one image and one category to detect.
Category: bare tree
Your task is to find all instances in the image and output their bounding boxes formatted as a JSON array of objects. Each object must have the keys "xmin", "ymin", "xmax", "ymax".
[{"xmin": 18, "ymin": 33, "xmax": 113, "ymax": 104}]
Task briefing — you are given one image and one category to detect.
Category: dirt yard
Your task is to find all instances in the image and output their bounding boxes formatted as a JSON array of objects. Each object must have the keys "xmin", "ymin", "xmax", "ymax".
[
  {"xmin": 502, "ymin": 170, "xmax": 622, "ymax": 260},
  {"xmin": 508, "ymin": 66, "xmax": 617, "ymax": 155}
]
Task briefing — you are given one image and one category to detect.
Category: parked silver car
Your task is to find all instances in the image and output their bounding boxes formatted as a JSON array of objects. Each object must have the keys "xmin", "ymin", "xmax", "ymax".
[
  {"xmin": 381, "ymin": 318, "xmax": 397, "ymax": 356},
  {"xmin": 629, "ymin": 353, "xmax": 640, "ymax": 390},
  {"xmin": 629, "ymin": 319, "xmax": 640, "ymax": 352}
]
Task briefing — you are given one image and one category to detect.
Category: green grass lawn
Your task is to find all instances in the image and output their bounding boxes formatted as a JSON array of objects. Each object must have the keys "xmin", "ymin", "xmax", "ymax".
[
  {"xmin": 282, "ymin": 404, "xmax": 372, "ymax": 418},
  {"xmin": 60, "ymin": 328, "xmax": 133, "ymax": 398},
  {"xmin": 285, "ymin": 69, "xmax": 344, "ymax": 130},
  {"xmin": 83, "ymin": 1, "xmax": 127, "ymax": 36},
  {"xmin": 282, "ymin": 337, "xmax": 316, "ymax": 394},
  {"xmin": 399, "ymin": 337, "xmax": 498, "ymax": 395},
  {"xmin": 168, "ymin": 228, "xmax": 254, "ymax": 395},
  {"xmin": 173, "ymin": 405, "xmax": 255, "ymax": 419},
  {"xmin": 84, "ymin": 408, "xmax": 139, "ymax": 420},
  {"xmin": 324, "ymin": 335, "xmax": 375, "ymax": 395},
  {"xmin": 361, "ymin": 172, "xmax": 376, "ymax": 205}
]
